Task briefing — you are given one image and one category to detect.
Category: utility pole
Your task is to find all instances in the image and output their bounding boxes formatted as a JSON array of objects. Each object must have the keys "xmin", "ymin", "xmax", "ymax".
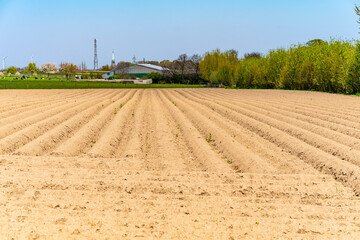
[{"xmin": 94, "ymin": 39, "xmax": 98, "ymax": 70}]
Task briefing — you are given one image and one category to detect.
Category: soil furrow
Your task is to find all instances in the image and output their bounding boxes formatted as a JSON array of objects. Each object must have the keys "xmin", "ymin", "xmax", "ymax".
[
  {"xmin": 0, "ymin": 98, "xmax": 110, "ymax": 154},
  {"xmin": 50, "ymin": 90, "xmax": 137, "ymax": 157},
  {"xmin": 163, "ymin": 89, "xmax": 277, "ymax": 174},
  {"xmin": 203, "ymin": 89, "xmax": 360, "ymax": 125},
  {"xmin": 157, "ymin": 90, "xmax": 235, "ymax": 174},
  {"xmin": 204, "ymin": 89, "xmax": 360, "ymax": 117},
  {"xmin": 1, "ymin": 89, "xmax": 360, "ymax": 239},
  {"xmin": 155, "ymin": 90, "xmax": 223, "ymax": 172},
  {"xmin": 114, "ymin": 90, "xmax": 149, "ymax": 159},
  {"xmin": 0, "ymin": 92, "xmax": 101, "ymax": 128},
  {"xmin": 179, "ymin": 91, "xmax": 360, "ymax": 194},
  {"xmin": 13, "ymin": 91, "xmax": 129, "ymax": 156},
  {"xmin": 0, "ymin": 90, "xmax": 115, "ymax": 140},
  {"xmin": 134, "ymin": 90, "xmax": 188, "ymax": 171},
  {"xmin": 182, "ymin": 89, "xmax": 360, "ymax": 166},
  {"xmin": 230, "ymin": 96, "xmax": 360, "ymax": 143},
  {"xmin": 176, "ymin": 89, "xmax": 320, "ymax": 174},
  {"xmin": 87, "ymin": 90, "xmax": 143, "ymax": 158},
  {"xmin": 0, "ymin": 89, "xmax": 102, "ymax": 120}
]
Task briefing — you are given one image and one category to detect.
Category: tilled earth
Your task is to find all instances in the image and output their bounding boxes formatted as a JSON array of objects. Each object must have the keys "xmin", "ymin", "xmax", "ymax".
[{"xmin": 0, "ymin": 89, "xmax": 359, "ymax": 239}]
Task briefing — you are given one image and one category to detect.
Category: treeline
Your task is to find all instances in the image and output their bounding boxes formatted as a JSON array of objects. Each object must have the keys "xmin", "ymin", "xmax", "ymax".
[
  {"xmin": 111, "ymin": 54, "xmax": 203, "ymax": 84},
  {"xmin": 159, "ymin": 54, "xmax": 202, "ymax": 84},
  {"xmin": 200, "ymin": 39, "xmax": 360, "ymax": 93}
]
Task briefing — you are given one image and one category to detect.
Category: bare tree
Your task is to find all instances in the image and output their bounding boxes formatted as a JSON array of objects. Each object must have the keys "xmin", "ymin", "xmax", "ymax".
[
  {"xmin": 114, "ymin": 62, "xmax": 131, "ymax": 77},
  {"xmin": 244, "ymin": 52, "xmax": 261, "ymax": 59},
  {"xmin": 190, "ymin": 54, "xmax": 202, "ymax": 77},
  {"xmin": 160, "ymin": 60, "xmax": 177, "ymax": 83},
  {"xmin": 177, "ymin": 54, "xmax": 189, "ymax": 83}
]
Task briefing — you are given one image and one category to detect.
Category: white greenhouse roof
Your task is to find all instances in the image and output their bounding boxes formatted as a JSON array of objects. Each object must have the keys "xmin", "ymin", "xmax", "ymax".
[{"xmin": 137, "ymin": 64, "xmax": 168, "ymax": 71}]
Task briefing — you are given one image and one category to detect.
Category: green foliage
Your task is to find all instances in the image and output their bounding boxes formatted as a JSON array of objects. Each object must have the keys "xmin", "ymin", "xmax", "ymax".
[
  {"xmin": 26, "ymin": 63, "xmax": 37, "ymax": 74},
  {"xmin": 6, "ymin": 66, "xmax": 17, "ymax": 75},
  {"xmin": 89, "ymin": 72, "xmax": 102, "ymax": 79},
  {"xmin": 206, "ymin": 133, "xmax": 215, "ymax": 143},
  {"xmin": 348, "ymin": 43, "xmax": 360, "ymax": 93},
  {"xmin": 146, "ymin": 72, "xmax": 163, "ymax": 83},
  {"xmin": 81, "ymin": 73, "xmax": 90, "ymax": 79},
  {"xmin": 201, "ymin": 40, "xmax": 358, "ymax": 93},
  {"xmin": 114, "ymin": 74, "xmax": 125, "ymax": 79},
  {"xmin": 200, "ymin": 49, "xmax": 238, "ymax": 86}
]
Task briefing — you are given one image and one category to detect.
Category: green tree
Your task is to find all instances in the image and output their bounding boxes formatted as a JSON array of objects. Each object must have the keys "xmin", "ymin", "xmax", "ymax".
[
  {"xmin": 146, "ymin": 72, "xmax": 163, "ymax": 83},
  {"xmin": 201, "ymin": 39, "xmax": 355, "ymax": 92},
  {"xmin": 6, "ymin": 66, "xmax": 17, "ymax": 75},
  {"xmin": 200, "ymin": 49, "xmax": 238, "ymax": 86},
  {"xmin": 347, "ymin": 43, "xmax": 360, "ymax": 93},
  {"xmin": 26, "ymin": 63, "xmax": 37, "ymax": 75}
]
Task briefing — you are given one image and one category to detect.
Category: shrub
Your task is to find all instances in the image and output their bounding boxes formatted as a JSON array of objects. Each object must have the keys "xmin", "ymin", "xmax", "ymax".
[
  {"xmin": 6, "ymin": 66, "xmax": 17, "ymax": 75},
  {"xmin": 81, "ymin": 73, "xmax": 90, "ymax": 79},
  {"xmin": 146, "ymin": 72, "xmax": 163, "ymax": 83}
]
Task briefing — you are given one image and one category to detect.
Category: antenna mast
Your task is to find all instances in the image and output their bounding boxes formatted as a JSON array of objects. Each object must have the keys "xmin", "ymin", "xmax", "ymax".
[{"xmin": 94, "ymin": 39, "xmax": 98, "ymax": 70}]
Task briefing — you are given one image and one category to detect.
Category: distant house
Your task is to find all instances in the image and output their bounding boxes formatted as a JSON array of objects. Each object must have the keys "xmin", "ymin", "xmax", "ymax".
[{"xmin": 115, "ymin": 63, "xmax": 167, "ymax": 78}]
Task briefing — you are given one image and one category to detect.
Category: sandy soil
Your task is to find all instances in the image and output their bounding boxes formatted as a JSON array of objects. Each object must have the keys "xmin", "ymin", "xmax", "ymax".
[{"xmin": 0, "ymin": 89, "xmax": 360, "ymax": 239}]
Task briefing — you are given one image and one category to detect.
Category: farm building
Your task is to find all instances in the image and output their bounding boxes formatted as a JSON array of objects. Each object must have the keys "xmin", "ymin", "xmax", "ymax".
[{"xmin": 116, "ymin": 63, "xmax": 167, "ymax": 78}]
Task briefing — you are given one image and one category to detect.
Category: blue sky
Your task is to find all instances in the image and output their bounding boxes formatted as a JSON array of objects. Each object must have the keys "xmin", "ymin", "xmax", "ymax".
[{"xmin": 0, "ymin": 0, "xmax": 359, "ymax": 68}]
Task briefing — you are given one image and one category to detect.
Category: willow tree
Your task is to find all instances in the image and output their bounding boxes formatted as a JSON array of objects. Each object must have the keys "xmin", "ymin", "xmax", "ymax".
[{"xmin": 199, "ymin": 49, "xmax": 239, "ymax": 86}]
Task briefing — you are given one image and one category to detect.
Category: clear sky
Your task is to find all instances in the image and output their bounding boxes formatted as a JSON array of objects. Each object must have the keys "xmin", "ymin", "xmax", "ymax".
[{"xmin": 0, "ymin": 0, "xmax": 359, "ymax": 68}]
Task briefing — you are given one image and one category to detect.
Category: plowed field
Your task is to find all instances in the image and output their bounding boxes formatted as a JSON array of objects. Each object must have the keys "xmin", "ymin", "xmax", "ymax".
[{"xmin": 1, "ymin": 89, "xmax": 360, "ymax": 239}]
